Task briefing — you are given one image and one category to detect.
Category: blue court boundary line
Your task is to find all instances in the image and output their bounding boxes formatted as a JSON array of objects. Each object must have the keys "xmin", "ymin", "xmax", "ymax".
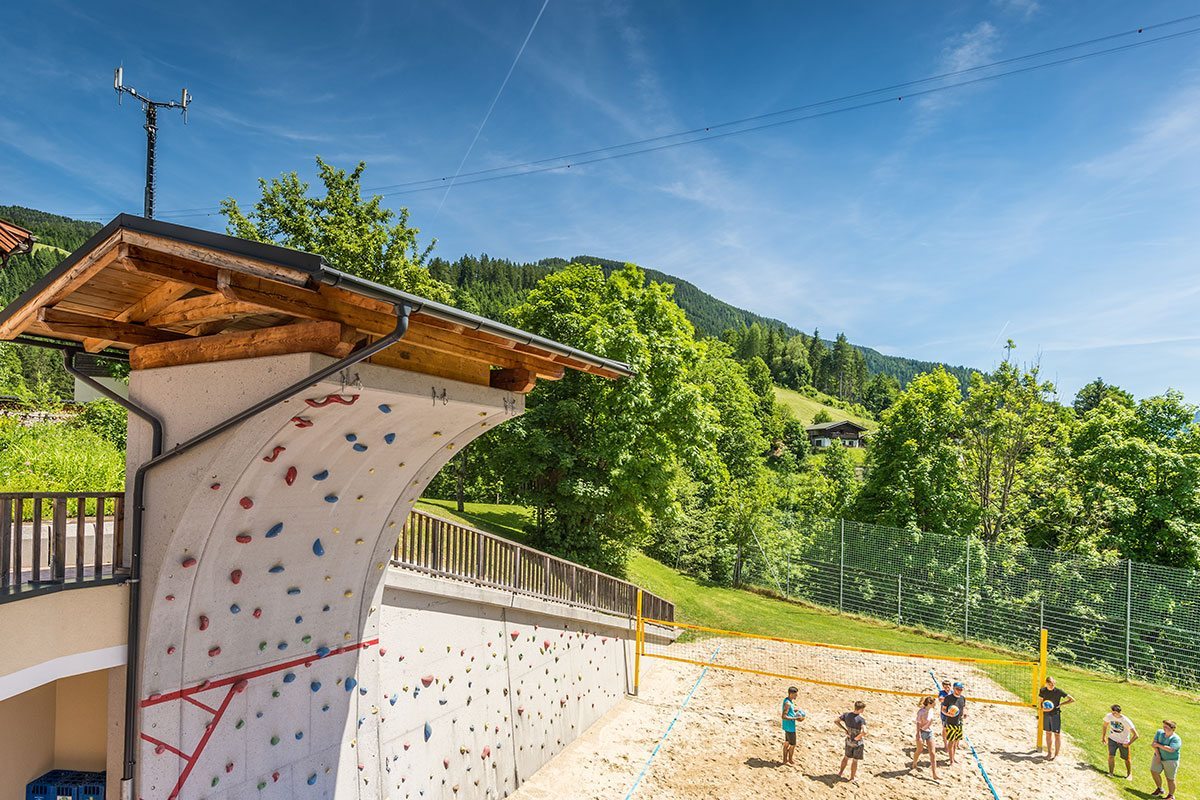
[
  {"xmin": 929, "ymin": 669, "xmax": 1002, "ymax": 800},
  {"xmin": 624, "ymin": 646, "xmax": 721, "ymax": 800}
]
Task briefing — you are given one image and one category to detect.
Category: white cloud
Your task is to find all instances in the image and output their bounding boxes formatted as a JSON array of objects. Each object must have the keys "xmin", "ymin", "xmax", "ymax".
[{"xmin": 992, "ymin": 0, "xmax": 1040, "ymax": 21}]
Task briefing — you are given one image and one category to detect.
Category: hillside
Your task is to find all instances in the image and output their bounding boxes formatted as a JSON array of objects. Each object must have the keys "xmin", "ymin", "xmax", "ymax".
[
  {"xmin": 774, "ymin": 385, "xmax": 875, "ymax": 428},
  {"xmin": 0, "ymin": 204, "xmax": 975, "ymax": 391}
]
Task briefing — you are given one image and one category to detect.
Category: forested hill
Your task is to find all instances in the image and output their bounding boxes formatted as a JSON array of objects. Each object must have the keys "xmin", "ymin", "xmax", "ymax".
[{"xmin": 0, "ymin": 205, "xmax": 974, "ymax": 388}]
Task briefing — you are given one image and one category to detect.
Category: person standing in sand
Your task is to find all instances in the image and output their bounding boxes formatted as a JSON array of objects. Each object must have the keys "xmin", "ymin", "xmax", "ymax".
[
  {"xmin": 1038, "ymin": 676, "xmax": 1074, "ymax": 760},
  {"xmin": 911, "ymin": 696, "xmax": 940, "ymax": 780},
  {"xmin": 1101, "ymin": 703, "xmax": 1138, "ymax": 779},
  {"xmin": 941, "ymin": 681, "xmax": 967, "ymax": 766},
  {"xmin": 836, "ymin": 700, "xmax": 868, "ymax": 782},
  {"xmin": 781, "ymin": 686, "xmax": 803, "ymax": 765}
]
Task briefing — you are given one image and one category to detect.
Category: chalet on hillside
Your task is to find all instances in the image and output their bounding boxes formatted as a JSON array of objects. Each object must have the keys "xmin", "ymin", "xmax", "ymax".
[{"xmin": 807, "ymin": 419, "xmax": 868, "ymax": 450}]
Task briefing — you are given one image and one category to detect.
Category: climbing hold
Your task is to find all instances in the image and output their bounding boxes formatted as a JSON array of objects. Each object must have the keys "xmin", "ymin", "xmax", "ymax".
[
  {"xmin": 234, "ymin": 679, "xmax": 249, "ymax": 693},
  {"xmin": 294, "ymin": 615, "xmax": 303, "ymax": 623},
  {"xmin": 344, "ymin": 590, "xmax": 354, "ymax": 598},
  {"xmin": 154, "ymin": 743, "xmax": 165, "ymax": 755},
  {"xmin": 166, "ymin": 646, "xmax": 175, "ymax": 655},
  {"xmin": 322, "ymin": 604, "xmax": 331, "ymax": 612},
  {"xmin": 230, "ymin": 604, "xmax": 241, "ymax": 614},
  {"xmin": 443, "ymin": 759, "xmax": 450, "ymax": 769},
  {"xmin": 239, "ymin": 496, "xmax": 254, "ymax": 509},
  {"xmin": 235, "ymin": 533, "xmax": 252, "ymax": 544},
  {"xmin": 379, "ymin": 647, "xmax": 387, "ymax": 656},
  {"xmin": 353, "ymin": 443, "xmax": 368, "ymax": 452},
  {"xmin": 421, "ymin": 676, "xmax": 434, "ymax": 688},
  {"xmin": 165, "ymin": 594, "xmax": 175, "ymax": 602},
  {"xmin": 313, "ymin": 539, "xmax": 325, "ymax": 557},
  {"xmin": 311, "ymin": 681, "xmax": 322, "ymax": 692},
  {"xmin": 307, "ymin": 774, "xmax": 318, "ymax": 786},
  {"xmin": 269, "ymin": 564, "xmax": 284, "ymax": 574},
  {"xmin": 253, "ymin": 608, "xmax": 262, "ymax": 618},
  {"xmin": 313, "ymin": 469, "xmax": 329, "ymax": 481},
  {"xmin": 198, "ymin": 615, "xmax": 209, "ymax": 631},
  {"xmin": 278, "ymin": 642, "xmax": 288, "ymax": 650},
  {"xmin": 295, "ymin": 731, "xmax": 304, "ymax": 740},
  {"xmin": 230, "ymin": 569, "xmax": 242, "ymax": 585},
  {"xmin": 270, "ymin": 735, "xmax": 280, "ymax": 746},
  {"xmin": 290, "ymin": 416, "xmax": 313, "ymax": 428},
  {"xmin": 324, "ymin": 495, "xmax": 338, "ymax": 503},
  {"xmin": 259, "ymin": 641, "xmax": 267, "ymax": 651},
  {"xmin": 225, "ymin": 762, "xmax": 234, "ymax": 774},
  {"xmin": 266, "ymin": 522, "xmax": 283, "ymax": 538},
  {"xmin": 482, "ymin": 746, "xmax": 491, "ymax": 759},
  {"xmin": 315, "ymin": 646, "xmax": 331, "ymax": 658},
  {"xmin": 272, "ymin": 771, "xmax": 280, "ymax": 782},
  {"xmin": 384, "ymin": 432, "xmax": 396, "ymax": 444},
  {"xmin": 306, "ymin": 393, "xmax": 358, "ymax": 407},
  {"xmin": 262, "ymin": 445, "xmax": 286, "ymax": 463},
  {"xmin": 287, "ymin": 587, "xmax": 301, "ymax": 595},
  {"xmin": 235, "ymin": 719, "xmax": 244, "ymax": 730},
  {"xmin": 210, "ymin": 482, "xmax": 221, "ymax": 490},
  {"xmin": 301, "ymin": 634, "xmax": 312, "ymax": 644},
  {"xmin": 355, "ymin": 538, "xmax": 364, "ymax": 545},
  {"xmin": 283, "ymin": 673, "xmax": 296, "ymax": 684},
  {"xmin": 284, "ymin": 466, "xmax": 298, "ymax": 485},
  {"xmin": 345, "ymin": 433, "xmax": 358, "ymax": 442},
  {"xmin": 424, "ymin": 722, "xmax": 432, "ymax": 741},
  {"xmin": 379, "ymin": 403, "xmax": 391, "ymax": 413},
  {"xmin": 510, "ymin": 631, "xmax": 519, "ymax": 640},
  {"xmin": 181, "ymin": 557, "xmax": 197, "ymax": 569}
]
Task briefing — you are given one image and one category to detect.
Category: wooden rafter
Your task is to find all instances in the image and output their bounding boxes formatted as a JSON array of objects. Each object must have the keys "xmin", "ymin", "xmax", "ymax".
[
  {"xmin": 129, "ymin": 320, "xmax": 358, "ymax": 371},
  {"xmin": 38, "ymin": 306, "xmax": 187, "ymax": 347}
]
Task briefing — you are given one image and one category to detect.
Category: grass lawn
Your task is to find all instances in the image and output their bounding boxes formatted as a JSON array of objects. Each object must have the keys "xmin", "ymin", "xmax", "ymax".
[
  {"xmin": 420, "ymin": 499, "xmax": 1199, "ymax": 799},
  {"xmin": 775, "ymin": 385, "xmax": 875, "ymax": 428}
]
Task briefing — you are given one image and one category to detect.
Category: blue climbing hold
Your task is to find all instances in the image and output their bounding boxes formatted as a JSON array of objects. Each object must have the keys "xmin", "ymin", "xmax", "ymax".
[
  {"xmin": 283, "ymin": 673, "xmax": 296, "ymax": 684},
  {"xmin": 313, "ymin": 470, "xmax": 329, "ymax": 481},
  {"xmin": 315, "ymin": 646, "xmax": 331, "ymax": 658},
  {"xmin": 424, "ymin": 722, "xmax": 432, "ymax": 742},
  {"xmin": 230, "ymin": 604, "xmax": 241, "ymax": 614},
  {"xmin": 310, "ymin": 681, "xmax": 321, "ymax": 692},
  {"xmin": 269, "ymin": 565, "xmax": 284, "ymax": 574},
  {"xmin": 324, "ymin": 495, "xmax": 338, "ymax": 503},
  {"xmin": 345, "ymin": 433, "xmax": 357, "ymax": 442},
  {"xmin": 295, "ymin": 731, "xmax": 304, "ymax": 740},
  {"xmin": 345, "ymin": 677, "xmax": 357, "ymax": 692},
  {"xmin": 286, "ymin": 587, "xmax": 300, "ymax": 595},
  {"xmin": 321, "ymin": 704, "xmax": 330, "ymax": 712},
  {"xmin": 352, "ymin": 443, "xmax": 368, "ymax": 452},
  {"xmin": 278, "ymin": 642, "xmax": 288, "ymax": 651},
  {"xmin": 294, "ymin": 615, "xmax": 303, "ymax": 624},
  {"xmin": 322, "ymin": 605, "xmax": 331, "ymax": 612},
  {"xmin": 265, "ymin": 522, "xmax": 283, "ymax": 538},
  {"xmin": 307, "ymin": 774, "xmax": 317, "ymax": 786},
  {"xmin": 384, "ymin": 433, "xmax": 396, "ymax": 444},
  {"xmin": 313, "ymin": 539, "xmax": 325, "ymax": 557},
  {"xmin": 378, "ymin": 404, "xmax": 391, "ymax": 413},
  {"xmin": 389, "ymin": 694, "xmax": 398, "ymax": 706}
]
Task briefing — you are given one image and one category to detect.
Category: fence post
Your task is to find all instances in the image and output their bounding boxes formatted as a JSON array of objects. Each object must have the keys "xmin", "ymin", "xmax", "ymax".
[
  {"xmin": 963, "ymin": 537, "xmax": 971, "ymax": 641},
  {"xmin": 838, "ymin": 519, "xmax": 845, "ymax": 612},
  {"xmin": 786, "ymin": 552, "xmax": 791, "ymax": 598},
  {"xmin": 1039, "ymin": 600, "xmax": 1044, "ymax": 632},
  {"xmin": 1125, "ymin": 558, "xmax": 1133, "ymax": 681},
  {"xmin": 897, "ymin": 574, "xmax": 902, "ymax": 626}
]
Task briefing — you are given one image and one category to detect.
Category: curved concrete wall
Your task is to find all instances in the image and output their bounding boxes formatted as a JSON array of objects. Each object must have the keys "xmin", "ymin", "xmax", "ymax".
[{"xmin": 128, "ymin": 354, "xmax": 521, "ymax": 800}]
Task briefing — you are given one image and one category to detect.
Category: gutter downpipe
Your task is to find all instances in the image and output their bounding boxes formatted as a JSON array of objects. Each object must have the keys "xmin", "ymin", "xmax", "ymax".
[{"xmin": 81, "ymin": 303, "xmax": 409, "ymax": 800}]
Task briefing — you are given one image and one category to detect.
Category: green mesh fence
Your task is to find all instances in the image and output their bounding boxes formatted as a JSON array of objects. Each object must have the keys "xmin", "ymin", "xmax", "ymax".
[{"xmin": 742, "ymin": 517, "xmax": 1200, "ymax": 692}]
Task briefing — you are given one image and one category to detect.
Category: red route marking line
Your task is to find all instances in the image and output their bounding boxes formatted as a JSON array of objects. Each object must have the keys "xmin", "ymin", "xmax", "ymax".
[
  {"xmin": 140, "ymin": 637, "xmax": 378, "ymax": 800},
  {"xmin": 139, "ymin": 733, "xmax": 188, "ymax": 760},
  {"xmin": 182, "ymin": 695, "xmax": 218, "ymax": 715},
  {"xmin": 141, "ymin": 638, "xmax": 378, "ymax": 707}
]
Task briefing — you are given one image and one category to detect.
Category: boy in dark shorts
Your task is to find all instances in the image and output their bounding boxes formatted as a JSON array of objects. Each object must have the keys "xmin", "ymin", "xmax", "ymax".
[
  {"xmin": 1038, "ymin": 676, "xmax": 1074, "ymax": 760},
  {"xmin": 941, "ymin": 682, "xmax": 967, "ymax": 765},
  {"xmin": 1101, "ymin": 703, "xmax": 1138, "ymax": 778},
  {"xmin": 836, "ymin": 700, "xmax": 868, "ymax": 781},
  {"xmin": 781, "ymin": 686, "xmax": 803, "ymax": 765}
]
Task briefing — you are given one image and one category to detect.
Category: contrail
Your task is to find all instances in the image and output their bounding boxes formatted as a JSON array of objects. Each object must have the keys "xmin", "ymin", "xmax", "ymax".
[{"xmin": 437, "ymin": 0, "xmax": 551, "ymax": 213}]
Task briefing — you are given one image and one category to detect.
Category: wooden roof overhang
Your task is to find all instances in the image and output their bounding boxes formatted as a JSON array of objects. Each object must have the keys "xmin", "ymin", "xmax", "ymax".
[
  {"xmin": 0, "ymin": 215, "xmax": 632, "ymax": 392},
  {"xmin": 0, "ymin": 218, "xmax": 35, "ymax": 265}
]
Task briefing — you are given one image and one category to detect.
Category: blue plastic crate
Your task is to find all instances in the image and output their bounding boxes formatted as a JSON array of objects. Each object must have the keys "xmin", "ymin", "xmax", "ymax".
[{"xmin": 25, "ymin": 769, "xmax": 105, "ymax": 800}]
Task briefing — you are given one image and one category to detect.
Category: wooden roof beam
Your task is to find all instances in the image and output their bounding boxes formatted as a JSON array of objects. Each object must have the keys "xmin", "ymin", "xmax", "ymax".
[
  {"xmin": 38, "ymin": 306, "xmax": 189, "ymax": 347},
  {"xmin": 129, "ymin": 320, "xmax": 358, "ymax": 371},
  {"xmin": 146, "ymin": 292, "xmax": 273, "ymax": 329}
]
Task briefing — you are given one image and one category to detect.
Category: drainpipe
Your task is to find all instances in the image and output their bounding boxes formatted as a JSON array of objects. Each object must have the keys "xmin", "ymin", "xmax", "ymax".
[{"xmin": 99, "ymin": 303, "xmax": 408, "ymax": 796}]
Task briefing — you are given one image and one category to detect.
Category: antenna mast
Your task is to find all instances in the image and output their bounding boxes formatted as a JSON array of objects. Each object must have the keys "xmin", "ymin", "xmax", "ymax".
[{"xmin": 113, "ymin": 67, "xmax": 192, "ymax": 219}]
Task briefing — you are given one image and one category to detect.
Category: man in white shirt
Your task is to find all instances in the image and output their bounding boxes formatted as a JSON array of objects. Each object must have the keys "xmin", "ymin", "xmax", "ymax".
[{"xmin": 1101, "ymin": 703, "xmax": 1139, "ymax": 779}]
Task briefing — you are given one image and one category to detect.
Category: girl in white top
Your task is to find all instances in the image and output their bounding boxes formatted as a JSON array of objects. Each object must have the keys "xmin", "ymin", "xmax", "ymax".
[{"xmin": 911, "ymin": 696, "xmax": 940, "ymax": 780}]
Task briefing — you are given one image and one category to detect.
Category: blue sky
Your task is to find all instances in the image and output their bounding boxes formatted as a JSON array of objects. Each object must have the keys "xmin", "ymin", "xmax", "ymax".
[{"xmin": 2, "ymin": 1, "xmax": 1199, "ymax": 401}]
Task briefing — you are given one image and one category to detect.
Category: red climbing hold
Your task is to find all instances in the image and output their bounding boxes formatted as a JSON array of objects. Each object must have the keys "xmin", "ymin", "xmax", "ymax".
[
  {"xmin": 421, "ymin": 676, "xmax": 434, "ymax": 688},
  {"xmin": 181, "ymin": 557, "xmax": 197, "ymax": 569},
  {"xmin": 208, "ymin": 646, "xmax": 221, "ymax": 658},
  {"xmin": 290, "ymin": 416, "xmax": 314, "ymax": 428},
  {"xmin": 510, "ymin": 631, "xmax": 519, "ymax": 640},
  {"xmin": 239, "ymin": 496, "xmax": 254, "ymax": 509},
  {"xmin": 482, "ymin": 746, "xmax": 491, "ymax": 759},
  {"xmin": 167, "ymin": 646, "xmax": 175, "ymax": 655},
  {"xmin": 235, "ymin": 533, "xmax": 252, "ymax": 544},
  {"xmin": 305, "ymin": 393, "xmax": 359, "ymax": 408},
  {"xmin": 403, "ymin": 742, "xmax": 411, "ymax": 751},
  {"xmin": 443, "ymin": 759, "xmax": 450, "ymax": 769},
  {"xmin": 284, "ymin": 466, "xmax": 297, "ymax": 486},
  {"xmin": 198, "ymin": 680, "xmax": 211, "ymax": 691},
  {"xmin": 379, "ymin": 647, "xmax": 387, "ymax": 656},
  {"xmin": 230, "ymin": 569, "xmax": 242, "ymax": 585},
  {"xmin": 234, "ymin": 679, "xmax": 249, "ymax": 694},
  {"xmin": 225, "ymin": 762, "xmax": 234, "ymax": 774},
  {"xmin": 210, "ymin": 482, "xmax": 221, "ymax": 490},
  {"xmin": 198, "ymin": 615, "xmax": 209, "ymax": 631},
  {"xmin": 252, "ymin": 608, "xmax": 262, "ymax": 619},
  {"xmin": 154, "ymin": 744, "xmax": 166, "ymax": 755},
  {"xmin": 165, "ymin": 594, "xmax": 175, "ymax": 602},
  {"xmin": 262, "ymin": 445, "xmax": 286, "ymax": 463},
  {"xmin": 517, "ymin": 706, "xmax": 524, "ymax": 716},
  {"xmin": 543, "ymin": 640, "xmax": 551, "ymax": 651},
  {"xmin": 272, "ymin": 771, "xmax": 280, "ymax": 783}
]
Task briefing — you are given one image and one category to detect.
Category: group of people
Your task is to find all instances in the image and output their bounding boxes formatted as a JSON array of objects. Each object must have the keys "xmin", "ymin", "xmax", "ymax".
[{"xmin": 778, "ymin": 676, "xmax": 1183, "ymax": 799}]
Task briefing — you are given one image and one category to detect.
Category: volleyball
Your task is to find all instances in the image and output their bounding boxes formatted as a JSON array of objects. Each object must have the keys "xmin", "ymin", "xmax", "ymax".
[
  {"xmin": 1042, "ymin": 700, "xmax": 1055, "ymax": 711},
  {"xmin": 795, "ymin": 709, "xmax": 807, "ymax": 720},
  {"xmin": 944, "ymin": 705, "xmax": 961, "ymax": 718}
]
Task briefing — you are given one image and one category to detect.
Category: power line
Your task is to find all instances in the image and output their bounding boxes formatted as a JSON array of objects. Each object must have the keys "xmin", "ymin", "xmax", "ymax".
[{"xmin": 60, "ymin": 14, "xmax": 1200, "ymax": 221}]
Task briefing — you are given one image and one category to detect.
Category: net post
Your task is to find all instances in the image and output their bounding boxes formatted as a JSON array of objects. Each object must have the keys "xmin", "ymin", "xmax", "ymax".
[
  {"xmin": 1036, "ymin": 627, "xmax": 1048, "ymax": 749},
  {"xmin": 634, "ymin": 588, "xmax": 643, "ymax": 696},
  {"xmin": 1125, "ymin": 558, "xmax": 1132, "ymax": 681}
]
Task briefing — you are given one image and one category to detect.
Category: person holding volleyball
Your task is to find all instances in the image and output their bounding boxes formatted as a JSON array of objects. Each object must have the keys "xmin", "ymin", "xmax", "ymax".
[
  {"xmin": 1038, "ymin": 676, "xmax": 1074, "ymax": 760},
  {"xmin": 941, "ymin": 682, "xmax": 967, "ymax": 765},
  {"xmin": 781, "ymin": 686, "xmax": 805, "ymax": 765}
]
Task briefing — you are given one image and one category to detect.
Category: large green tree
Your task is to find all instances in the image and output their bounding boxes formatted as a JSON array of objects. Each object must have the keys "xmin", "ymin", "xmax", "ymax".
[{"xmin": 221, "ymin": 157, "xmax": 453, "ymax": 303}]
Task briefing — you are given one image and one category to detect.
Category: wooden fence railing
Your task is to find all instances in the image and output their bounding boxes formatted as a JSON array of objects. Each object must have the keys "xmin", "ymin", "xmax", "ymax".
[
  {"xmin": 0, "ymin": 492, "xmax": 127, "ymax": 598},
  {"xmin": 395, "ymin": 509, "xmax": 675, "ymax": 622}
]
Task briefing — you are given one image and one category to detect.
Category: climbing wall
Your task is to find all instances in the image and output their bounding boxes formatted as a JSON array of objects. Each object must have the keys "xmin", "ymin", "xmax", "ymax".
[
  {"xmin": 128, "ymin": 355, "xmax": 520, "ymax": 800},
  {"xmin": 374, "ymin": 583, "xmax": 634, "ymax": 799}
]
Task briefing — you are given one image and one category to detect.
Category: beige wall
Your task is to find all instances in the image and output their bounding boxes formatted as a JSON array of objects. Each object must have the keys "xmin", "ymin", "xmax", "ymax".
[
  {"xmin": 53, "ymin": 670, "xmax": 109, "ymax": 771},
  {"xmin": 0, "ymin": 682, "xmax": 56, "ymax": 800},
  {"xmin": 0, "ymin": 585, "xmax": 126, "ymax": 683}
]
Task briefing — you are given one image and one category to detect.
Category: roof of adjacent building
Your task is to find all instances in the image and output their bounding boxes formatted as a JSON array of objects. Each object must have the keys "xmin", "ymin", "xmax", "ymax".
[
  {"xmin": 0, "ymin": 214, "xmax": 632, "ymax": 391},
  {"xmin": 0, "ymin": 218, "xmax": 35, "ymax": 260},
  {"xmin": 806, "ymin": 420, "xmax": 869, "ymax": 433}
]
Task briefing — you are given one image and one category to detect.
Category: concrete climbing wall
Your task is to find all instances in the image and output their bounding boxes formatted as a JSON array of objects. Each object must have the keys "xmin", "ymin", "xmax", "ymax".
[
  {"xmin": 127, "ymin": 354, "xmax": 522, "ymax": 800},
  {"xmin": 372, "ymin": 572, "xmax": 639, "ymax": 800}
]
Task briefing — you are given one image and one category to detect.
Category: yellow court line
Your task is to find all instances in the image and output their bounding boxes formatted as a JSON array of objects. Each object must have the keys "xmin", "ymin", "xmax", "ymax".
[
  {"xmin": 643, "ymin": 618, "xmax": 1038, "ymax": 667},
  {"xmin": 643, "ymin": 652, "xmax": 1034, "ymax": 708}
]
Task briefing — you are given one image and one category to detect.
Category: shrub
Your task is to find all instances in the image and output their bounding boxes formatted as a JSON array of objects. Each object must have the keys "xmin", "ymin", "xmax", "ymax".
[
  {"xmin": 73, "ymin": 398, "xmax": 128, "ymax": 450},
  {"xmin": 0, "ymin": 417, "xmax": 125, "ymax": 494}
]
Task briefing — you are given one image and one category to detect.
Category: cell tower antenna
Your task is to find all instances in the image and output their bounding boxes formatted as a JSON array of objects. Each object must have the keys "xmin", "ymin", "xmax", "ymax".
[{"xmin": 113, "ymin": 66, "xmax": 192, "ymax": 219}]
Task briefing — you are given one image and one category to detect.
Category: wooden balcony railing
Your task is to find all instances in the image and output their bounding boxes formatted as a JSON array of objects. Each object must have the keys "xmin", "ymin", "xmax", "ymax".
[
  {"xmin": 0, "ymin": 492, "xmax": 127, "ymax": 601},
  {"xmin": 395, "ymin": 509, "xmax": 675, "ymax": 622}
]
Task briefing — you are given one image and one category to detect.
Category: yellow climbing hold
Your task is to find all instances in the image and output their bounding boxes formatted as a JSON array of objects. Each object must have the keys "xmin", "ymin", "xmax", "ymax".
[{"xmin": 344, "ymin": 590, "xmax": 354, "ymax": 598}]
